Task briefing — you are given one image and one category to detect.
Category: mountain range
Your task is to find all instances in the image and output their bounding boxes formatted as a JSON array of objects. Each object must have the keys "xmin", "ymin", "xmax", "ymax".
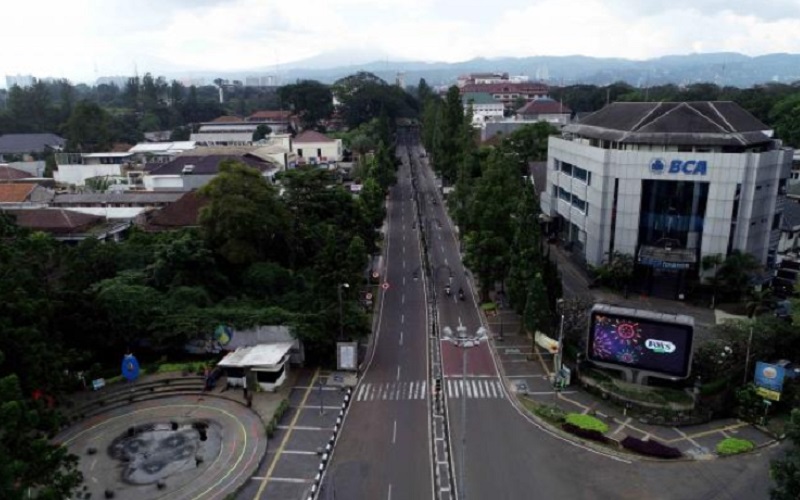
[{"xmin": 185, "ymin": 52, "xmax": 800, "ymax": 89}]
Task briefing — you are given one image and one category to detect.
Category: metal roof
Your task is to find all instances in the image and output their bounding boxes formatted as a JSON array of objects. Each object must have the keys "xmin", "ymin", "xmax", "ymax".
[
  {"xmin": 565, "ymin": 101, "xmax": 774, "ymax": 147},
  {"xmin": 0, "ymin": 133, "xmax": 65, "ymax": 154},
  {"xmin": 218, "ymin": 343, "xmax": 294, "ymax": 368}
]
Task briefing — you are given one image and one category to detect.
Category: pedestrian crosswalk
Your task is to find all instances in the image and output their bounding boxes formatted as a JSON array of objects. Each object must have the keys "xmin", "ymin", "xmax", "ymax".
[
  {"xmin": 446, "ymin": 378, "xmax": 505, "ymax": 399},
  {"xmin": 355, "ymin": 381, "xmax": 427, "ymax": 402},
  {"xmin": 353, "ymin": 378, "xmax": 507, "ymax": 402}
]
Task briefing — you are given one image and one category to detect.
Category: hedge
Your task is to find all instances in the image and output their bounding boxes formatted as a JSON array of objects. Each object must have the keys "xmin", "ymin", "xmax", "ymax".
[
  {"xmin": 621, "ymin": 436, "xmax": 682, "ymax": 459},
  {"xmin": 565, "ymin": 413, "xmax": 609, "ymax": 434},
  {"xmin": 716, "ymin": 437, "xmax": 754, "ymax": 456},
  {"xmin": 266, "ymin": 398, "xmax": 291, "ymax": 439},
  {"xmin": 562, "ymin": 422, "xmax": 610, "ymax": 444}
]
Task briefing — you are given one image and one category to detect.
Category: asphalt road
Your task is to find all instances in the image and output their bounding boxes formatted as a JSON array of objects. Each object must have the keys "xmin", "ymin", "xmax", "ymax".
[
  {"xmin": 409, "ymin": 132, "xmax": 780, "ymax": 500},
  {"xmin": 321, "ymin": 143, "xmax": 433, "ymax": 500}
]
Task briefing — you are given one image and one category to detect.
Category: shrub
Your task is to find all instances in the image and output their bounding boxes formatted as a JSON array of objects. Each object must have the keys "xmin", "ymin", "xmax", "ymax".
[
  {"xmin": 565, "ymin": 413, "xmax": 609, "ymax": 434},
  {"xmin": 533, "ymin": 403, "xmax": 566, "ymax": 424},
  {"xmin": 562, "ymin": 423, "xmax": 610, "ymax": 444},
  {"xmin": 716, "ymin": 437, "xmax": 754, "ymax": 456},
  {"xmin": 621, "ymin": 436, "xmax": 682, "ymax": 459}
]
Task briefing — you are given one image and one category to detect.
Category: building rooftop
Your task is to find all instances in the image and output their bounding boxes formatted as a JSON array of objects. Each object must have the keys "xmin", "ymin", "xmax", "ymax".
[
  {"xmin": 518, "ymin": 98, "xmax": 571, "ymax": 115},
  {"xmin": 461, "ymin": 82, "xmax": 548, "ymax": 94},
  {"xmin": 0, "ymin": 165, "xmax": 35, "ymax": 181},
  {"xmin": 218, "ymin": 343, "xmax": 294, "ymax": 368},
  {"xmin": 139, "ymin": 190, "xmax": 208, "ymax": 231},
  {"xmin": 248, "ymin": 110, "xmax": 293, "ymax": 121},
  {"xmin": 565, "ymin": 101, "xmax": 774, "ymax": 147},
  {"xmin": 53, "ymin": 192, "xmax": 186, "ymax": 205},
  {"xmin": 146, "ymin": 154, "xmax": 274, "ymax": 175},
  {"xmin": 0, "ymin": 133, "xmax": 65, "ymax": 154},
  {"xmin": 783, "ymin": 201, "xmax": 800, "ymax": 230},
  {"xmin": 0, "ymin": 183, "xmax": 36, "ymax": 202},
  {"xmin": 211, "ymin": 115, "xmax": 244, "ymax": 123},
  {"xmin": 462, "ymin": 92, "xmax": 498, "ymax": 105},
  {"xmin": 294, "ymin": 130, "xmax": 335, "ymax": 143},
  {"xmin": 3, "ymin": 208, "xmax": 102, "ymax": 234}
]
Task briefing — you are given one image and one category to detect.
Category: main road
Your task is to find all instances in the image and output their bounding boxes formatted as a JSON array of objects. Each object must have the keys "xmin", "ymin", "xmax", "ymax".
[{"xmin": 323, "ymin": 129, "xmax": 780, "ymax": 500}]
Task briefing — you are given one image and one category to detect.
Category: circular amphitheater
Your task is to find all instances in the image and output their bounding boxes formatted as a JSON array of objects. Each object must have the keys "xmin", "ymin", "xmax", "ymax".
[{"xmin": 56, "ymin": 385, "xmax": 266, "ymax": 500}]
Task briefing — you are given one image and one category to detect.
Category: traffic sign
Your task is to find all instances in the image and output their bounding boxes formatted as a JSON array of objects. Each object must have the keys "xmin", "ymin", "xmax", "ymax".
[
  {"xmin": 365, "ymin": 292, "xmax": 373, "ymax": 300},
  {"xmin": 382, "ymin": 282, "xmax": 390, "ymax": 290},
  {"xmin": 372, "ymin": 272, "xmax": 380, "ymax": 279}
]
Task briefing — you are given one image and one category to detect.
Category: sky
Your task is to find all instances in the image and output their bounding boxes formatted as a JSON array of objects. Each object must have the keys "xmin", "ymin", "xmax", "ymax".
[{"xmin": 3, "ymin": 0, "xmax": 800, "ymax": 84}]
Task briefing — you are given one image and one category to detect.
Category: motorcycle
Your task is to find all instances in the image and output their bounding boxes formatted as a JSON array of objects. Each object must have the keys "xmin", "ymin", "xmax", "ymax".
[
  {"xmin": 458, "ymin": 289, "xmax": 465, "ymax": 301},
  {"xmin": 445, "ymin": 285, "xmax": 452, "ymax": 297}
]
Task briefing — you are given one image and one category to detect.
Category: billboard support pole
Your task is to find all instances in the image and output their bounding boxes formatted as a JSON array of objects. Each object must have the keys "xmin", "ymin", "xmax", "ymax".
[{"xmin": 743, "ymin": 327, "xmax": 754, "ymax": 386}]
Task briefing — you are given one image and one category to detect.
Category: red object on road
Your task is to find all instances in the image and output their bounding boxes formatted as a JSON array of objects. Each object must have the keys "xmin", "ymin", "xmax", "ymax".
[{"xmin": 382, "ymin": 282, "xmax": 390, "ymax": 290}]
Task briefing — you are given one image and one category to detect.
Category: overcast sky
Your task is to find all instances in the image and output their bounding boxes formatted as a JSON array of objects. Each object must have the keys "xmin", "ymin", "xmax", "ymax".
[{"xmin": 3, "ymin": 0, "xmax": 800, "ymax": 84}]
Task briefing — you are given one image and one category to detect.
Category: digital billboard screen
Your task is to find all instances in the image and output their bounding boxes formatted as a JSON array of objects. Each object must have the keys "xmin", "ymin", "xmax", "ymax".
[{"xmin": 588, "ymin": 309, "xmax": 694, "ymax": 378}]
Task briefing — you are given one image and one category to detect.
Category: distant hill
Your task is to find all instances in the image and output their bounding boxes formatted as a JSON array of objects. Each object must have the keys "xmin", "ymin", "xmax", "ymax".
[{"xmin": 253, "ymin": 52, "xmax": 800, "ymax": 88}]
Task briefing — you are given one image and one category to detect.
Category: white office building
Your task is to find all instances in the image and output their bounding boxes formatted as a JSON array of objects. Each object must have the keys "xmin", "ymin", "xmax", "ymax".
[{"xmin": 540, "ymin": 101, "xmax": 793, "ymax": 298}]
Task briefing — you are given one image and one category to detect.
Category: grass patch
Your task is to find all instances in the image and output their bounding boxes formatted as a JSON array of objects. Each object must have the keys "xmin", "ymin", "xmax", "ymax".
[
  {"xmin": 716, "ymin": 437, "xmax": 754, "ymax": 456},
  {"xmin": 565, "ymin": 413, "xmax": 609, "ymax": 434},
  {"xmin": 480, "ymin": 302, "xmax": 497, "ymax": 312},
  {"xmin": 156, "ymin": 361, "xmax": 208, "ymax": 374},
  {"xmin": 521, "ymin": 398, "xmax": 566, "ymax": 424}
]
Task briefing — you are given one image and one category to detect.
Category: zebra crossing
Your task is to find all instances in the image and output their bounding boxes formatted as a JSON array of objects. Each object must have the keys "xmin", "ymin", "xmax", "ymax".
[
  {"xmin": 355, "ymin": 380, "xmax": 428, "ymax": 402},
  {"xmin": 446, "ymin": 378, "xmax": 505, "ymax": 399},
  {"xmin": 353, "ymin": 378, "xmax": 507, "ymax": 402}
]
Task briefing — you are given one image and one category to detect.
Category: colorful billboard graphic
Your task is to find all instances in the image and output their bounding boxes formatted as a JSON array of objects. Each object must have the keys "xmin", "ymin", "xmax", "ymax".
[
  {"xmin": 754, "ymin": 361, "xmax": 785, "ymax": 401},
  {"xmin": 588, "ymin": 306, "xmax": 694, "ymax": 378}
]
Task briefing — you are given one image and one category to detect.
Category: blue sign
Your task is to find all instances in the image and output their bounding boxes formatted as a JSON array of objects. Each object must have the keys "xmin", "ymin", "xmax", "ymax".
[
  {"xmin": 754, "ymin": 361, "xmax": 785, "ymax": 400},
  {"xmin": 121, "ymin": 354, "xmax": 140, "ymax": 382},
  {"xmin": 650, "ymin": 158, "xmax": 707, "ymax": 176}
]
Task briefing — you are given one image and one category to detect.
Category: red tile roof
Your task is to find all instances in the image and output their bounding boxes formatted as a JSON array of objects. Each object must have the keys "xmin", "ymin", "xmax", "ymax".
[
  {"xmin": 518, "ymin": 99, "xmax": 571, "ymax": 115},
  {"xmin": 211, "ymin": 115, "xmax": 244, "ymax": 123},
  {"xmin": 461, "ymin": 82, "xmax": 549, "ymax": 94},
  {"xmin": 140, "ymin": 191, "xmax": 208, "ymax": 231},
  {"xmin": 4, "ymin": 208, "xmax": 102, "ymax": 234},
  {"xmin": 0, "ymin": 183, "xmax": 36, "ymax": 202},
  {"xmin": 249, "ymin": 110, "xmax": 293, "ymax": 121},
  {"xmin": 293, "ymin": 130, "xmax": 335, "ymax": 143},
  {"xmin": 0, "ymin": 166, "xmax": 34, "ymax": 181}
]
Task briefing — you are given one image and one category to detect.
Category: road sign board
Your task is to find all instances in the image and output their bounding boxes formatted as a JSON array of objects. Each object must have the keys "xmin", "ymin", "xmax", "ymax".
[
  {"xmin": 365, "ymin": 292, "xmax": 373, "ymax": 300},
  {"xmin": 382, "ymin": 282, "xmax": 390, "ymax": 290},
  {"xmin": 372, "ymin": 272, "xmax": 379, "ymax": 279}
]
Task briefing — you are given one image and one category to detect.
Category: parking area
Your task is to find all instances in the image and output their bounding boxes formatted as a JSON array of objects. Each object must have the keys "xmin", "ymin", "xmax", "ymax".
[{"xmin": 237, "ymin": 370, "xmax": 350, "ymax": 500}]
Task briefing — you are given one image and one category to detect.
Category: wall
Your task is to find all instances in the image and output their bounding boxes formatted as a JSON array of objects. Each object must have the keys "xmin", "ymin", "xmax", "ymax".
[{"xmin": 53, "ymin": 164, "xmax": 122, "ymax": 186}]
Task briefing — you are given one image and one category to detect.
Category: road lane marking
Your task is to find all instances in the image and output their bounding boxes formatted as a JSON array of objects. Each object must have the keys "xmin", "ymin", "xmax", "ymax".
[
  {"xmin": 402, "ymin": 293, "xmax": 405, "ymax": 304},
  {"xmin": 399, "ymin": 331, "xmax": 404, "ymax": 345},
  {"xmin": 393, "ymin": 420, "xmax": 397, "ymax": 444},
  {"xmin": 388, "ymin": 483, "xmax": 392, "ymax": 500},
  {"xmin": 257, "ymin": 367, "xmax": 319, "ymax": 498},
  {"xmin": 401, "ymin": 314, "xmax": 404, "ymax": 324},
  {"xmin": 282, "ymin": 450, "xmax": 318, "ymax": 455},
  {"xmin": 444, "ymin": 258, "xmax": 448, "ymax": 265},
  {"xmin": 403, "ymin": 260, "xmax": 406, "ymax": 269},
  {"xmin": 397, "ymin": 365, "xmax": 401, "ymax": 381}
]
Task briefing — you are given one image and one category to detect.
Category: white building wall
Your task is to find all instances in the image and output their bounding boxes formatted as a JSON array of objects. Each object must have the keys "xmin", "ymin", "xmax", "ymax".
[
  {"xmin": 54, "ymin": 164, "xmax": 123, "ymax": 186},
  {"xmin": 543, "ymin": 137, "xmax": 792, "ymax": 267},
  {"xmin": 294, "ymin": 140, "xmax": 342, "ymax": 162}
]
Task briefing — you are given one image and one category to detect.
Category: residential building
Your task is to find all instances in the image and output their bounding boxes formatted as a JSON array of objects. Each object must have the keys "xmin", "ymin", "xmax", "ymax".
[
  {"xmin": 291, "ymin": 130, "xmax": 342, "ymax": 166},
  {"xmin": 0, "ymin": 165, "xmax": 38, "ymax": 182},
  {"xmin": 137, "ymin": 190, "xmax": 208, "ymax": 232},
  {"xmin": 247, "ymin": 110, "xmax": 295, "ymax": 132},
  {"xmin": 517, "ymin": 98, "xmax": 572, "ymax": 125},
  {"xmin": 0, "ymin": 183, "xmax": 54, "ymax": 208},
  {"xmin": 190, "ymin": 121, "xmax": 259, "ymax": 145},
  {"xmin": 0, "ymin": 133, "xmax": 66, "ymax": 161},
  {"xmin": 53, "ymin": 152, "xmax": 134, "ymax": 186},
  {"xmin": 789, "ymin": 151, "xmax": 800, "ymax": 185},
  {"xmin": 540, "ymin": 101, "xmax": 793, "ymax": 299},
  {"xmin": 456, "ymin": 72, "xmax": 530, "ymax": 88},
  {"xmin": 778, "ymin": 200, "xmax": 800, "ymax": 256},
  {"xmin": 144, "ymin": 151, "xmax": 279, "ymax": 190},
  {"xmin": 1, "ymin": 208, "xmax": 130, "ymax": 242},
  {"xmin": 50, "ymin": 191, "xmax": 186, "ymax": 219},
  {"xmin": 459, "ymin": 82, "xmax": 549, "ymax": 110},
  {"xmin": 463, "ymin": 92, "xmax": 505, "ymax": 123}
]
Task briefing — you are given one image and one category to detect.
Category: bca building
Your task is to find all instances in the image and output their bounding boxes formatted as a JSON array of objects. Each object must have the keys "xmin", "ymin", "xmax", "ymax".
[{"xmin": 541, "ymin": 101, "xmax": 793, "ymax": 297}]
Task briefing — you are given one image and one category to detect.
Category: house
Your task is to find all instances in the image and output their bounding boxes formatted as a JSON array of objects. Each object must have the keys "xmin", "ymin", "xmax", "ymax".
[
  {"xmin": 292, "ymin": 130, "xmax": 342, "ymax": 166},
  {"xmin": 2, "ymin": 208, "xmax": 130, "ymax": 242},
  {"xmin": 215, "ymin": 325, "xmax": 302, "ymax": 391},
  {"xmin": 778, "ymin": 200, "xmax": 800, "ymax": 256},
  {"xmin": 190, "ymin": 121, "xmax": 260, "ymax": 145},
  {"xmin": 0, "ymin": 133, "xmax": 66, "ymax": 161},
  {"xmin": 247, "ymin": 110, "xmax": 295, "ymax": 132},
  {"xmin": 0, "ymin": 165, "xmax": 38, "ymax": 182},
  {"xmin": 0, "ymin": 183, "xmax": 54, "ymax": 208},
  {"xmin": 144, "ymin": 152, "xmax": 278, "ymax": 190},
  {"xmin": 53, "ymin": 152, "xmax": 135, "ymax": 186},
  {"xmin": 516, "ymin": 98, "xmax": 572, "ymax": 125},
  {"xmin": 51, "ymin": 191, "xmax": 186, "ymax": 219},
  {"xmin": 137, "ymin": 190, "xmax": 208, "ymax": 232},
  {"xmin": 460, "ymin": 82, "xmax": 549, "ymax": 110},
  {"xmin": 457, "ymin": 72, "xmax": 529, "ymax": 88},
  {"xmin": 462, "ymin": 92, "xmax": 505, "ymax": 123}
]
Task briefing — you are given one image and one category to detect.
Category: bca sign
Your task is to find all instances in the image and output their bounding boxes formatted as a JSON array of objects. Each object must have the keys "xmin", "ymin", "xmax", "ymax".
[{"xmin": 650, "ymin": 158, "xmax": 707, "ymax": 176}]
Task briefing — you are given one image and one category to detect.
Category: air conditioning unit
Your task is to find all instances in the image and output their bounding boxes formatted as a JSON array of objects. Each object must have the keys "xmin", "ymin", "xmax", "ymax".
[{"xmin": 182, "ymin": 165, "xmax": 195, "ymax": 175}]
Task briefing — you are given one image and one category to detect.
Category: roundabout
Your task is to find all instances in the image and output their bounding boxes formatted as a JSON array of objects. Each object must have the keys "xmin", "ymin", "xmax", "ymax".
[{"xmin": 56, "ymin": 395, "xmax": 266, "ymax": 500}]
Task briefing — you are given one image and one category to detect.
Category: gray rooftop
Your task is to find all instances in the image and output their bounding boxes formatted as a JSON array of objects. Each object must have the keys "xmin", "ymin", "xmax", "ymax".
[
  {"xmin": 53, "ymin": 192, "xmax": 185, "ymax": 205},
  {"xmin": 0, "ymin": 133, "xmax": 66, "ymax": 154},
  {"xmin": 783, "ymin": 200, "xmax": 800, "ymax": 230},
  {"xmin": 565, "ymin": 102, "xmax": 774, "ymax": 147}
]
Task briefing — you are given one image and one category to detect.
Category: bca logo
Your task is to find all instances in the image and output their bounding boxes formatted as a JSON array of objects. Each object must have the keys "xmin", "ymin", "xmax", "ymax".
[{"xmin": 650, "ymin": 158, "xmax": 666, "ymax": 174}]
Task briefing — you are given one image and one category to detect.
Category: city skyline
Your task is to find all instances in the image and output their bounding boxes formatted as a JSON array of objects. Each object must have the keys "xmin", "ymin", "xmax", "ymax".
[{"xmin": 3, "ymin": 0, "xmax": 800, "ymax": 85}]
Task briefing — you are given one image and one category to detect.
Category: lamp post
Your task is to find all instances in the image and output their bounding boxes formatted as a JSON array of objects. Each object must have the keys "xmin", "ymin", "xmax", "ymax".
[
  {"xmin": 337, "ymin": 283, "xmax": 350, "ymax": 341},
  {"xmin": 442, "ymin": 323, "xmax": 488, "ymax": 500},
  {"xmin": 554, "ymin": 298, "xmax": 565, "ymax": 389}
]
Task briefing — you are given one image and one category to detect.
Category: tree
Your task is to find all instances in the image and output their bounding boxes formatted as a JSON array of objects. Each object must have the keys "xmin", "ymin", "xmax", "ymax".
[
  {"xmin": 771, "ymin": 408, "xmax": 800, "ymax": 499},
  {"xmin": 523, "ymin": 273, "xmax": 551, "ymax": 334},
  {"xmin": 332, "ymin": 72, "xmax": 418, "ymax": 130},
  {"xmin": 252, "ymin": 124, "xmax": 272, "ymax": 141},
  {"xmin": 435, "ymin": 86, "xmax": 468, "ymax": 184},
  {"xmin": 278, "ymin": 80, "xmax": 333, "ymax": 130},
  {"xmin": 701, "ymin": 253, "xmax": 724, "ymax": 308},
  {"xmin": 769, "ymin": 93, "xmax": 800, "ymax": 148},
  {"xmin": 507, "ymin": 184, "xmax": 543, "ymax": 314},
  {"xmin": 63, "ymin": 101, "xmax": 112, "ymax": 152},
  {"xmin": 502, "ymin": 122, "xmax": 558, "ymax": 174},
  {"xmin": 199, "ymin": 160, "xmax": 287, "ymax": 265},
  {"xmin": 0, "ymin": 351, "xmax": 83, "ymax": 499},
  {"xmin": 717, "ymin": 250, "xmax": 761, "ymax": 301}
]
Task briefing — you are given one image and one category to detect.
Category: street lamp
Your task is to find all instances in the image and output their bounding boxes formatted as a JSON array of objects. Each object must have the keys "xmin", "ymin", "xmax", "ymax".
[
  {"xmin": 337, "ymin": 283, "xmax": 350, "ymax": 341},
  {"xmin": 442, "ymin": 323, "xmax": 488, "ymax": 500},
  {"xmin": 554, "ymin": 298, "xmax": 565, "ymax": 389}
]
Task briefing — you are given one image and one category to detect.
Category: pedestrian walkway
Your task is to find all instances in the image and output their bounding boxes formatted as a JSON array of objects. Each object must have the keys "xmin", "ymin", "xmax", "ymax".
[
  {"xmin": 354, "ymin": 380, "xmax": 428, "ymax": 402},
  {"xmin": 445, "ymin": 378, "xmax": 505, "ymax": 399}
]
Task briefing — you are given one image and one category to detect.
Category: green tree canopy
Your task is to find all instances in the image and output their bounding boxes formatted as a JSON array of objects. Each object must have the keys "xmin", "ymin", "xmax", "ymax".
[{"xmin": 278, "ymin": 80, "xmax": 333, "ymax": 130}]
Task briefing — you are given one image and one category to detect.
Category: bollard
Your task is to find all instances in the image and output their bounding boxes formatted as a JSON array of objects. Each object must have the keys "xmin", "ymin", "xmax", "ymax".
[
  {"xmin": 322, "ymin": 453, "xmax": 328, "ymax": 463},
  {"xmin": 336, "ymin": 417, "xmax": 342, "ymax": 426}
]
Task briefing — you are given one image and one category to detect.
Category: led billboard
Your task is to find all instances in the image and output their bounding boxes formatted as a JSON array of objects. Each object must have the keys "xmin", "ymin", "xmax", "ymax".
[{"xmin": 588, "ymin": 305, "xmax": 694, "ymax": 379}]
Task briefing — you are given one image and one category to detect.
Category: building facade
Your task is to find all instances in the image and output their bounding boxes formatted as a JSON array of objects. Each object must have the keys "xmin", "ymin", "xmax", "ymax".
[{"xmin": 540, "ymin": 101, "xmax": 793, "ymax": 298}]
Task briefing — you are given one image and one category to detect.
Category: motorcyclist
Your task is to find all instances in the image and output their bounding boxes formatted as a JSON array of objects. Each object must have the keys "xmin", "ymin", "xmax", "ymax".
[
  {"xmin": 445, "ymin": 284, "xmax": 451, "ymax": 296},
  {"xmin": 458, "ymin": 287, "xmax": 465, "ymax": 300}
]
